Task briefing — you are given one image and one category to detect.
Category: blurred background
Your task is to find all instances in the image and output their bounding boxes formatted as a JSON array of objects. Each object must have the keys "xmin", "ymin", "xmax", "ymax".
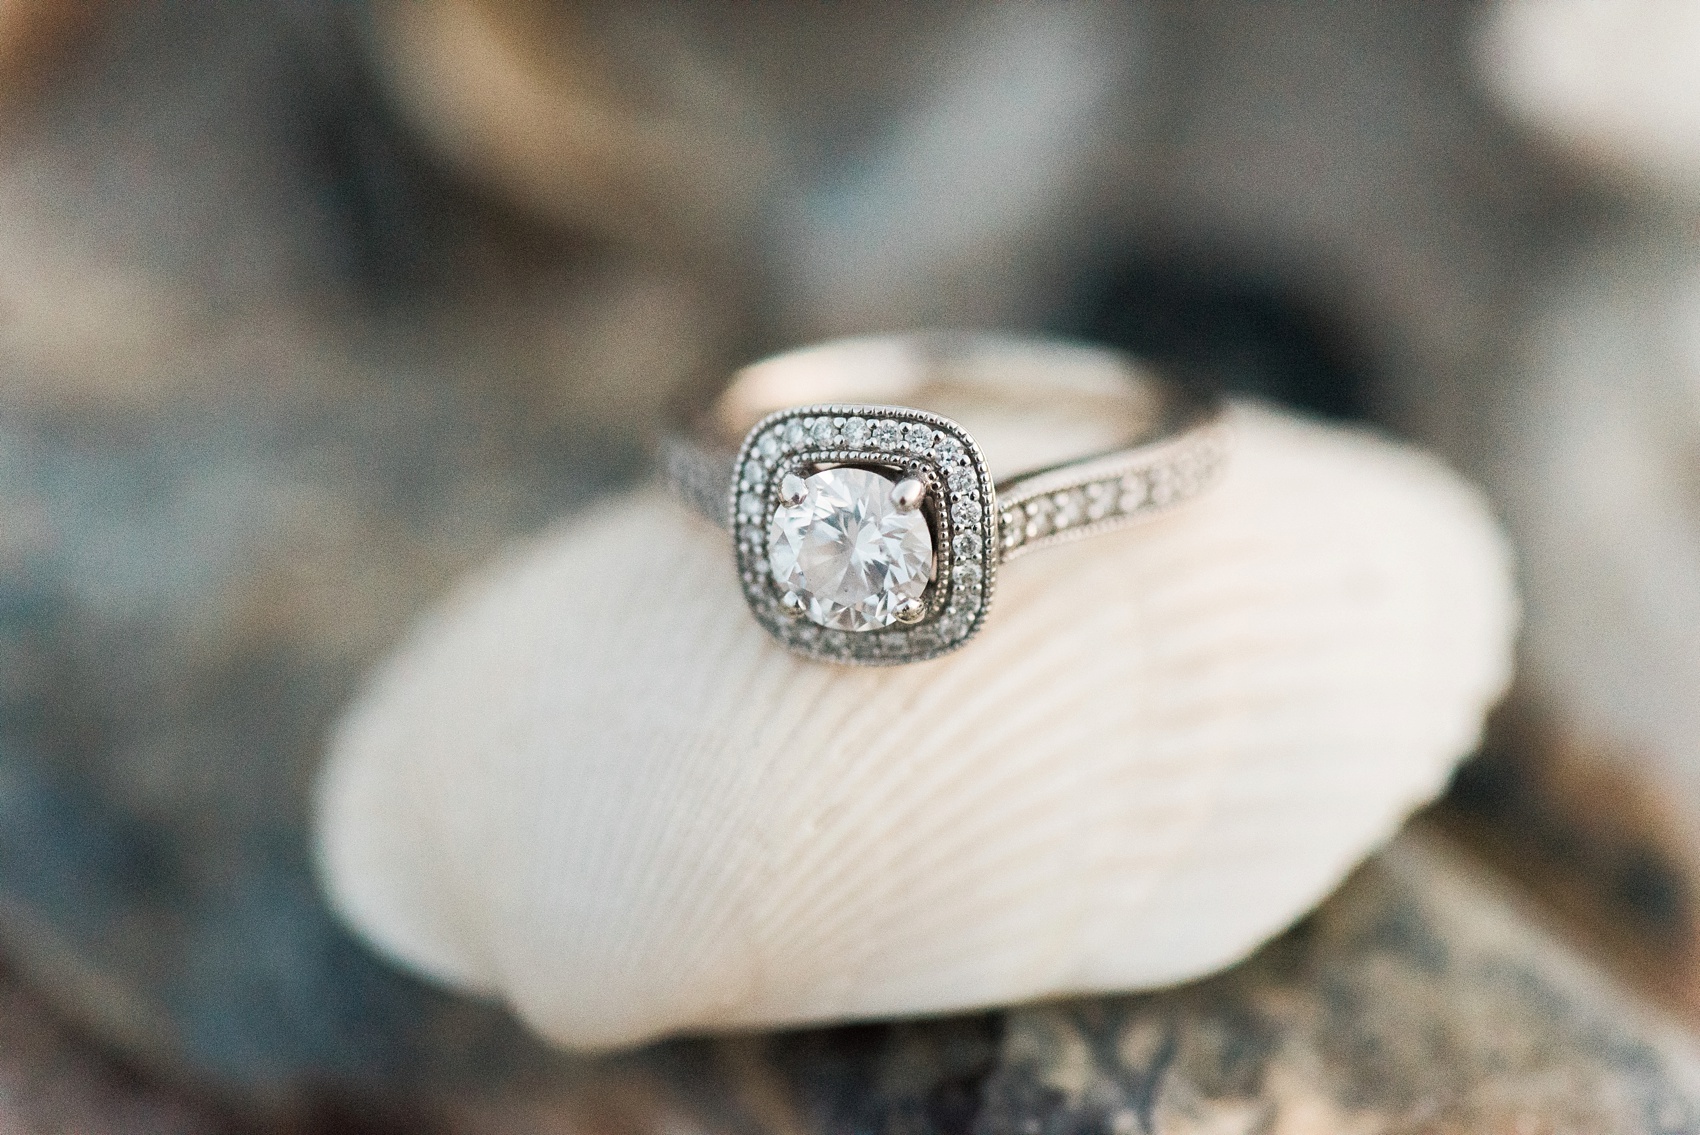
[{"xmin": 3, "ymin": 1, "xmax": 1700, "ymax": 1131}]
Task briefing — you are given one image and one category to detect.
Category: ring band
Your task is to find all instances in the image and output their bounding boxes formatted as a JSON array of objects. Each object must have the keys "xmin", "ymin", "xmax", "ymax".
[{"xmin": 664, "ymin": 334, "xmax": 1229, "ymax": 665}]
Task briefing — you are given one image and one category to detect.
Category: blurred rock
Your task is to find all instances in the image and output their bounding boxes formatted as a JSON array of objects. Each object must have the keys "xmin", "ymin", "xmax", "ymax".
[
  {"xmin": 0, "ymin": 1, "xmax": 94, "ymax": 111},
  {"xmin": 0, "ymin": 0, "xmax": 727, "ymax": 1117},
  {"xmin": 1479, "ymin": 0, "xmax": 1700, "ymax": 203},
  {"xmin": 0, "ymin": 962, "xmax": 225, "ymax": 1135},
  {"xmin": 364, "ymin": 0, "xmax": 1570, "ymax": 443},
  {"xmin": 1450, "ymin": 0, "xmax": 1700, "ymax": 1024}
]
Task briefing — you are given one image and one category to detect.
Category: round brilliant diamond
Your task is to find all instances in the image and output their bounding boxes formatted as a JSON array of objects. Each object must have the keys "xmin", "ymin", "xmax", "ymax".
[{"xmin": 767, "ymin": 467, "xmax": 935, "ymax": 632}]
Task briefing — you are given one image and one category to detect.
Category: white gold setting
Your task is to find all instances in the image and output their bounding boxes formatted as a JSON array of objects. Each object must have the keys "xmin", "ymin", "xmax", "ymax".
[{"xmin": 665, "ymin": 335, "xmax": 1229, "ymax": 666}]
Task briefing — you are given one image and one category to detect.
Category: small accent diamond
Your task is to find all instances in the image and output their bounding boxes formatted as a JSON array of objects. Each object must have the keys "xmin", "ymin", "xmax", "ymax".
[
  {"xmin": 904, "ymin": 423, "xmax": 935, "ymax": 453},
  {"xmin": 953, "ymin": 497, "xmax": 982, "ymax": 525},
  {"xmin": 842, "ymin": 416, "xmax": 869, "ymax": 446},
  {"xmin": 872, "ymin": 420, "xmax": 902, "ymax": 448},
  {"xmin": 934, "ymin": 436, "xmax": 964, "ymax": 464},
  {"xmin": 956, "ymin": 560, "xmax": 982, "ymax": 584},
  {"xmin": 758, "ymin": 432, "xmax": 782, "ymax": 461},
  {"xmin": 1052, "ymin": 489, "xmax": 1084, "ymax": 530},
  {"xmin": 783, "ymin": 420, "xmax": 806, "ymax": 448},
  {"xmin": 1086, "ymin": 481, "xmax": 1114, "ymax": 520},
  {"xmin": 1023, "ymin": 498, "xmax": 1053, "ymax": 540},
  {"xmin": 1000, "ymin": 513, "xmax": 1023, "ymax": 551},
  {"xmin": 947, "ymin": 464, "xmax": 976, "ymax": 492},
  {"xmin": 1151, "ymin": 466, "xmax": 1179, "ymax": 505},
  {"xmin": 811, "ymin": 418, "xmax": 838, "ymax": 445},
  {"xmin": 953, "ymin": 532, "xmax": 980, "ymax": 559},
  {"xmin": 1121, "ymin": 472, "xmax": 1149, "ymax": 513}
]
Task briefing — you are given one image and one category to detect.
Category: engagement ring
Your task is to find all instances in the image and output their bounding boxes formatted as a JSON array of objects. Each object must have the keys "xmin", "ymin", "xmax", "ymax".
[{"xmin": 665, "ymin": 334, "xmax": 1228, "ymax": 665}]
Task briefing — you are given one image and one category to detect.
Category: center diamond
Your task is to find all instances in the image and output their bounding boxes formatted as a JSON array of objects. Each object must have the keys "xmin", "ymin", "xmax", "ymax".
[{"xmin": 767, "ymin": 467, "xmax": 935, "ymax": 631}]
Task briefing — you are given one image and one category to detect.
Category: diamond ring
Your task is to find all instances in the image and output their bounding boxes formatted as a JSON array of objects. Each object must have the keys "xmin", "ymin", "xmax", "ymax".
[{"xmin": 664, "ymin": 334, "xmax": 1228, "ymax": 665}]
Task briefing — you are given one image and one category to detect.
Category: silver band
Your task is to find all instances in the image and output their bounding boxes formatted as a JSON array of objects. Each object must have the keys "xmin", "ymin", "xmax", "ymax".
[{"xmin": 664, "ymin": 334, "xmax": 1228, "ymax": 664}]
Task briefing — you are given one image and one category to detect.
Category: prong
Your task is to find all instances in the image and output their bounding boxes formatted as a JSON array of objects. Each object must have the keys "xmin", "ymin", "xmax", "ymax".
[
  {"xmin": 779, "ymin": 473, "xmax": 808, "ymax": 507},
  {"xmin": 893, "ymin": 596, "xmax": 927, "ymax": 624},
  {"xmin": 891, "ymin": 477, "xmax": 925, "ymax": 513},
  {"xmin": 778, "ymin": 591, "xmax": 806, "ymax": 619}
]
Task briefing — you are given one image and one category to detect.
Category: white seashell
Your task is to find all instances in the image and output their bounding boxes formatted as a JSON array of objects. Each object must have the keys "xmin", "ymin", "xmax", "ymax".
[{"xmin": 314, "ymin": 405, "xmax": 1516, "ymax": 1052}]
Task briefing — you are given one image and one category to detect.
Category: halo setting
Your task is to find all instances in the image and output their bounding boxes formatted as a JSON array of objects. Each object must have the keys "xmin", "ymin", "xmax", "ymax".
[{"xmin": 731, "ymin": 406, "xmax": 997, "ymax": 665}]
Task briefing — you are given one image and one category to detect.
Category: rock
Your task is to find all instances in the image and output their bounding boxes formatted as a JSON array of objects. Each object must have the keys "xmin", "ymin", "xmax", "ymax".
[
  {"xmin": 1450, "ymin": 0, "xmax": 1700, "ymax": 1026},
  {"xmin": 0, "ymin": 962, "xmax": 223, "ymax": 1135}
]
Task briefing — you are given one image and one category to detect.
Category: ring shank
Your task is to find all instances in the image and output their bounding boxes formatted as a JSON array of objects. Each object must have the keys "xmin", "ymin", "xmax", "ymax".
[{"xmin": 663, "ymin": 334, "xmax": 1227, "ymax": 561}]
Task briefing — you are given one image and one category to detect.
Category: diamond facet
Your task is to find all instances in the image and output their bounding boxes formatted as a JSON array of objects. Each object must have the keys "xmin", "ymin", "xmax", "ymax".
[{"xmin": 767, "ymin": 467, "xmax": 935, "ymax": 632}]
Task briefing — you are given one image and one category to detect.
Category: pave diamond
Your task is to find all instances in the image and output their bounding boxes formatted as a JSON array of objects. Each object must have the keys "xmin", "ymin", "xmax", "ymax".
[{"xmin": 768, "ymin": 467, "xmax": 935, "ymax": 631}]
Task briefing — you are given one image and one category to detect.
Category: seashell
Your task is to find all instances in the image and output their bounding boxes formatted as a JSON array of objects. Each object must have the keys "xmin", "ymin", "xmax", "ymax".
[{"xmin": 314, "ymin": 405, "xmax": 1517, "ymax": 1052}]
